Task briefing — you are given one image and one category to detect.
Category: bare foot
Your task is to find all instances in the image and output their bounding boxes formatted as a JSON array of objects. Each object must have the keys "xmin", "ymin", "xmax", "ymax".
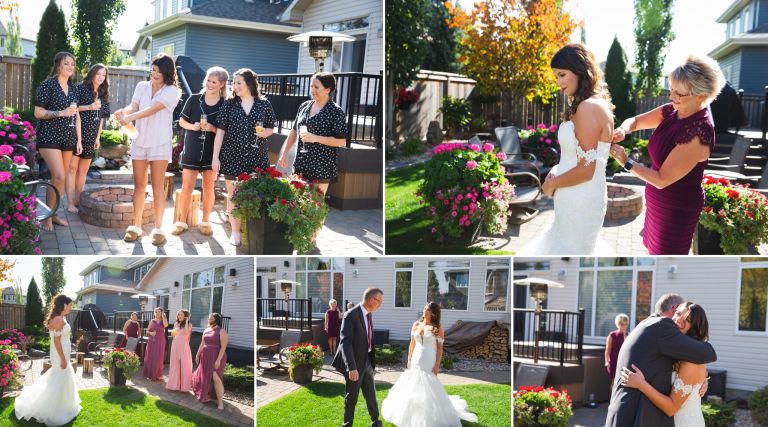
[
  {"xmin": 217, "ymin": 403, "xmax": 224, "ymax": 411},
  {"xmin": 42, "ymin": 218, "xmax": 54, "ymax": 232},
  {"xmin": 51, "ymin": 215, "xmax": 69, "ymax": 227},
  {"xmin": 67, "ymin": 206, "xmax": 79, "ymax": 214}
]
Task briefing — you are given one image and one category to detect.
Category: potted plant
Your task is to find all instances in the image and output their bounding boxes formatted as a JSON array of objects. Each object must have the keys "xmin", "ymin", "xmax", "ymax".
[
  {"xmin": 231, "ymin": 167, "xmax": 328, "ymax": 255},
  {"xmin": 395, "ymin": 88, "xmax": 420, "ymax": 110},
  {"xmin": 0, "ymin": 339, "xmax": 22, "ymax": 397},
  {"xmin": 417, "ymin": 141, "xmax": 515, "ymax": 244},
  {"xmin": 102, "ymin": 347, "xmax": 140, "ymax": 386},
  {"xmin": 438, "ymin": 96, "xmax": 472, "ymax": 138},
  {"xmin": 698, "ymin": 175, "xmax": 768, "ymax": 254},
  {"xmin": 0, "ymin": 145, "xmax": 42, "ymax": 254},
  {"xmin": 513, "ymin": 385, "xmax": 573, "ymax": 427},
  {"xmin": 284, "ymin": 343, "xmax": 323, "ymax": 384},
  {"xmin": 517, "ymin": 123, "xmax": 561, "ymax": 166}
]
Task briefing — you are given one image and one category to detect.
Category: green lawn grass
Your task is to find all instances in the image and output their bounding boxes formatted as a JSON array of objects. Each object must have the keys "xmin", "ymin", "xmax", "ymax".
[
  {"xmin": 385, "ymin": 163, "xmax": 513, "ymax": 255},
  {"xmin": 0, "ymin": 387, "xmax": 232, "ymax": 426},
  {"xmin": 256, "ymin": 382, "xmax": 511, "ymax": 427}
]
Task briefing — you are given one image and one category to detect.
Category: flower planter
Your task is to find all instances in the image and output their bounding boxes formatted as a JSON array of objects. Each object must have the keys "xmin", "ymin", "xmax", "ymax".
[
  {"xmin": 107, "ymin": 365, "xmax": 127, "ymax": 386},
  {"xmin": 290, "ymin": 364, "xmax": 314, "ymax": 384},
  {"xmin": 695, "ymin": 223, "xmax": 758, "ymax": 255},
  {"xmin": 246, "ymin": 205, "xmax": 293, "ymax": 255}
]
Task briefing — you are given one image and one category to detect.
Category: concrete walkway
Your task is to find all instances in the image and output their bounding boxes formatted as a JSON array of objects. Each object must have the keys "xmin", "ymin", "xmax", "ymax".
[
  {"xmin": 7, "ymin": 358, "xmax": 253, "ymax": 426},
  {"xmin": 36, "ymin": 181, "xmax": 382, "ymax": 256}
]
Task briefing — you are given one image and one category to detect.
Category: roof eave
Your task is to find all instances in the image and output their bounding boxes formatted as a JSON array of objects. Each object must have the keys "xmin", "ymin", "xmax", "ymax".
[
  {"xmin": 280, "ymin": 0, "xmax": 312, "ymax": 24},
  {"xmin": 716, "ymin": 0, "xmax": 750, "ymax": 23},
  {"xmin": 136, "ymin": 258, "xmax": 168, "ymax": 290},
  {"xmin": 709, "ymin": 36, "xmax": 768, "ymax": 59},
  {"xmin": 138, "ymin": 13, "xmax": 301, "ymax": 37}
]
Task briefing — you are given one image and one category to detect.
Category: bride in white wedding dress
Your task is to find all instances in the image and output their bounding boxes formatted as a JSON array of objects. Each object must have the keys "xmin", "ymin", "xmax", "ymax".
[
  {"xmin": 517, "ymin": 43, "xmax": 615, "ymax": 255},
  {"xmin": 620, "ymin": 302, "xmax": 710, "ymax": 427},
  {"xmin": 381, "ymin": 303, "xmax": 478, "ymax": 427},
  {"xmin": 15, "ymin": 294, "xmax": 81, "ymax": 426}
]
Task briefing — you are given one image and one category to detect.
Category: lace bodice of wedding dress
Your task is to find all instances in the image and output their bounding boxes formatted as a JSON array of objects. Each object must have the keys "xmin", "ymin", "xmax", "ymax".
[
  {"xmin": 14, "ymin": 320, "xmax": 81, "ymax": 426},
  {"xmin": 672, "ymin": 371, "xmax": 705, "ymax": 427},
  {"xmin": 517, "ymin": 121, "xmax": 613, "ymax": 255},
  {"xmin": 381, "ymin": 330, "xmax": 478, "ymax": 427}
]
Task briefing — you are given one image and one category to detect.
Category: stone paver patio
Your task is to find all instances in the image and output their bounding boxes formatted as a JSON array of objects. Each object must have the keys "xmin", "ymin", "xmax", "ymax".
[
  {"xmin": 36, "ymin": 177, "xmax": 382, "ymax": 256},
  {"xmin": 7, "ymin": 358, "xmax": 254, "ymax": 427}
]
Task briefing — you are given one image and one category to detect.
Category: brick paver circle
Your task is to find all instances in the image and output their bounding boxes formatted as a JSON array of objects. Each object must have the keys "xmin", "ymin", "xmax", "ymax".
[
  {"xmin": 605, "ymin": 184, "xmax": 644, "ymax": 220},
  {"xmin": 78, "ymin": 186, "xmax": 154, "ymax": 229}
]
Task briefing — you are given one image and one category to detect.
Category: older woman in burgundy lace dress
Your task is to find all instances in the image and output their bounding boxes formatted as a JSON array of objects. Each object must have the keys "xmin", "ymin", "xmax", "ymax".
[{"xmin": 610, "ymin": 55, "xmax": 725, "ymax": 255}]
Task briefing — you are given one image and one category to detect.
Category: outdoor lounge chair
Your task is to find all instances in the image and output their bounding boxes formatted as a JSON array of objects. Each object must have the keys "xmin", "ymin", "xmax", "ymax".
[
  {"xmin": 704, "ymin": 135, "xmax": 751, "ymax": 178},
  {"xmin": 257, "ymin": 330, "xmax": 302, "ymax": 375},
  {"xmin": 495, "ymin": 125, "xmax": 559, "ymax": 178},
  {"xmin": 87, "ymin": 332, "xmax": 119, "ymax": 366},
  {"xmin": 122, "ymin": 337, "xmax": 139, "ymax": 353},
  {"xmin": 493, "ymin": 126, "xmax": 546, "ymax": 224}
]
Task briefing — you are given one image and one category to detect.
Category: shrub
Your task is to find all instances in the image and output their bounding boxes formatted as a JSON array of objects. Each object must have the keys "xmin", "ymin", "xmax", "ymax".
[
  {"xmin": 398, "ymin": 138, "xmax": 424, "ymax": 157},
  {"xmin": 517, "ymin": 124, "xmax": 561, "ymax": 166},
  {"xmin": 284, "ymin": 343, "xmax": 324, "ymax": 381},
  {"xmin": 441, "ymin": 355, "xmax": 457, "ymax": 370},
  {"xmin": 700, "ymin": 175, "xmax": 768, "ymax": 254},
  {"xmin": 701, "ymin": 399, "xmax": 736, "ymax": 427},
  {"xmin": 439, "ymin": 96, "xmax": 471, "ymax": 136},
  {"xmin": 374, "ymin": 344, "xmax": 403, "ymax": 365},
  {"xmin": 749, "ymin": 385, "xmax": 768, "ymax": 426},
  {"xmin": 0, "ymin": 339, "xmax": 22, "ymax": 389},
  {"xmin": 31, "ymin": 335, "xmax": 50, "ymax": 353},
  {"xmin": 99, "ymin": 129, "xmax": 127, "ymax": 147},
  {"xmin": 223, "ymin": 364, "xmax": 254, "ymax": 393},
  {"xmin": 514, "ymin": 386, "xmax": 573, "ymax": 427},
  {"xmin": 0, "ymin": 144, "xmax": 42, "ymax": 254}
]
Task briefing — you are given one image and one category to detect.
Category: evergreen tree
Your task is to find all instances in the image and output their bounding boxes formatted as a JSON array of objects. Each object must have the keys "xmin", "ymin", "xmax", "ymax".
[
  {"xmin": 634, "ymin": 0, "xmax": 674, "ymax": 97},
  {"xmin": 41, "ymin": 257, "xmax": 65, "ymax": 307},
  {"xmin": 6, "ymin": 10, "xmax": 22, "ymax": 56},
  {"xmin": 422, "ymin": 0, "xmax": 459, "ymax": 73},
  {"xmin": 71, "ymin": 0, "xmax": 126, "ymax": 72},
  {"xmin": 605, "ymin": 36, "xmax": 636, "ymax": 126},
  {"xmin": 32, "ymin": 0, "xmax": 72, "ymax": 99},
  {"xmin": 25, "ymin": 277, "xmax": 45, "ymax": 329}
]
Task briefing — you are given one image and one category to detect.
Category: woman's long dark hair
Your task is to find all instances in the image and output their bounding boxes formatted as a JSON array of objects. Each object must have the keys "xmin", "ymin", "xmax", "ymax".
[
  {"xmin": 48, "ymin": 51, "xmax": 76, "ymax": 83},
  {"xmin": 313, "ymin": 72, "xmax": 337, "ymax": 98},
  {"xmin": 176, "ymin": 309, "xmax": 190, "ymax": 329},
  {"xmin": 151, "ymin": 53, "xmax": 178, "ymax": 88},
  {"xmin": 229, "ymin": 68, "xmax": 265, "ymax": 101},
  {"xmin": 550, "ymin": 43, "xmax": 614, "ymax": 120},
  {"xmin": 209, "ymin": 312, "xmax": 222, "ymax": 327},
  {"xmin": 45, "ymin": 294, "xmax": 73, "ymax": 328},
  {"xmin": 83, "ymin": 63, "xmax": 110, "ymax": 101},
  {"xmin": 422, "ymin": 302, "xmax": 441, "ymax": 336},
  {"xmin": 682, "ymin": 301, "xmax": 709, "ymax": 342}
]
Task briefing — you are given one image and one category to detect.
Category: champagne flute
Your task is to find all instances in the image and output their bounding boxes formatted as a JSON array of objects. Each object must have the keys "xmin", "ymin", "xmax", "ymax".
[
  {"xmin": 252, "ymin": 121, "xmax": 264, "ymax": 148},
  {"xmin": 68, "ymin": 102, "xmax": 78, "ymax": 127},
  {"xmin": 298, "ymin": 124, "xmax": 308, "ymax": 153},
  {"xmin": 92, "ymin": 96, "xmax": 102, "ymax": 122},
  {"xmin": 199, "ymin": 113, "xmax": 208, "ymax": 141}
]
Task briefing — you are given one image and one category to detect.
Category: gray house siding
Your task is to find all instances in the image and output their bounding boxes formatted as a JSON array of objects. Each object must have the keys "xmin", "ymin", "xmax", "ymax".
[
  {"xmin": 81, "ymin": 290, "xmax": 140, "ymax": 313},
  {"xmin": 152, "ymin": 27, "xmax": 188, "ymax": 58},
  {"xmin": 739, "ymin": 46, "xmax": 768, "ymax": 94},
  {"xmin": 184, "ymin": 25, "xmax": 298, "ymax": 75},
  {"xmin": 719, "ymin": 50, "xmax": 742, "ymax": 89},
  {"xmin": 759, "ymin": 0, "xmax": 768, "ymax": 24}
]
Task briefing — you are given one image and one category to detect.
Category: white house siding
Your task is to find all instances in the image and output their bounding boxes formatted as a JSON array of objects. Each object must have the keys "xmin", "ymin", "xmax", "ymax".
[
  {"xmin": 294, "ymin": 0, "xmax": 383, "ymax": 76},
  {"xmin": 520, "ymin": 257, "xmax": 768, "ymax": 394},
  {"xmin": 139, "ymin": 257, "xmax": 254, "ymax": 350},
  {"xmin": 257, "ymin": 257, "xmax": 511, "ymax": 342}
]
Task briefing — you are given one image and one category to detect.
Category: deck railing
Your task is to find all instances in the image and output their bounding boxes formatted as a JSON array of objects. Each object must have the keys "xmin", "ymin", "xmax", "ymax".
[
  {"xmin": 256, "ymin": 297, "xmax": 313, "ymax": 332},
  {"xmin": 513, "ymin": 308, "xmax": 584, "ymax": 366}
]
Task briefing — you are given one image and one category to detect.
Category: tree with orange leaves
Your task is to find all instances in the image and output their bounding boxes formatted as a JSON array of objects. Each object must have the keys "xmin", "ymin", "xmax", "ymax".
[
  {"xmin": 0, "ymin": 258, "xmax": 15, "ymax": 286},
  {"xmin": 446, "ymin": 0, "xmax": 576, "ymax": 104}
]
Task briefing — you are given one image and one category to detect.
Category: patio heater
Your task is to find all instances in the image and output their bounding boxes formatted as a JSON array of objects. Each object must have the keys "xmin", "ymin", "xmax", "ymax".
[
  {"xmin": 272, "ymin": 280, "xmax": 300, "ymax": 329},
  {"xmin": 287, "ymin": 31, "xmax": 355, "ymax": 73},
  {"xmin": 512, "ymin": 278, "xmax": 565, "ymax": 364},
  {"xmin": 130, "ymin": 293, "xmax": 155, "ymax": 312}
]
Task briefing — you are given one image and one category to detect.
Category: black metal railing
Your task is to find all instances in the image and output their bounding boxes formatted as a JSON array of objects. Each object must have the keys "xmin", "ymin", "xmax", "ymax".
[
  {"xmin": 513, "ymin": 308, "xmax": 584, "ymax": 366},
  {"xmin": 258, "ymin": 72, "xmax": 383, "ymax": 148},
  {"xmin": 70, "ymin": 309, "xmax": 230, "ymax": 338},
  {"xmin": 257, "ymin": 297, "xmax": 313, "ymax": 331}
]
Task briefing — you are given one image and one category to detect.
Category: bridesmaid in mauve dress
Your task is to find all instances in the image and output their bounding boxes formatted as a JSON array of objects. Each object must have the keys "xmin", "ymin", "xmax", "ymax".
[
  {"xmin": 609, "ymin": 55, "xmax": 725, "ymax": 254},
  {"xmin": 143, "ymin": 308, "xmax": 168, "ymax": 380},
  {"xmin": 166, "ymin": 309, "xmax": 193, "ymax": 392},
  {"xmin": 120, "ymin": 312, "xmax": 141, "ymax": 347},
  {"xmin": 192, "ymin": 313, "xmax": 229, "ymax": 410}
]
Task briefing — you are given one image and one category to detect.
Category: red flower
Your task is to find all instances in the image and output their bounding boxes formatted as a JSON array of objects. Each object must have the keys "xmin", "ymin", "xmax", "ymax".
[
  {"xmin": 237, "ymin": 173, "xmax": 251, "ymax": 182},
  {"xmin": 291, "ymin": 180, "xmax": 305, "ymax": 189},
  {"xmin": 726, "ymin": 189, "xmax": 740, "ymax": 199},
  {"xmin": 280, "ymin": 198, "xmax": 287, "ymax": 205},
  {"xmin": 704, "ymin": 206, "xmax": 712, "ymax": 214}
]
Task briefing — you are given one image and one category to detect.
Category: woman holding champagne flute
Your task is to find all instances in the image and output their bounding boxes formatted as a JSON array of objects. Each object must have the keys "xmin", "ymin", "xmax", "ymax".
[
  {"xmin": 174, "ymin": 67, "xmax": 229, "ymax": 236},
  {"xmin": 33, "ymin": 51, "xmax": 81, "ymax": 231},
  {"xmin": 66, "ymin": 64, "xmax": 110, "ymax": 213},
  {"xmin": 114, "ymin": 53, "xmax": 181, "ymax": 245},
  {"xmin": 212, "ymin": 68, "xmax": 276, "ymax": 247}
]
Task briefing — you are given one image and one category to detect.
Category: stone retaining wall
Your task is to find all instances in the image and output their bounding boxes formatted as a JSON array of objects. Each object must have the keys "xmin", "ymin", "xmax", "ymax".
[{"xmin": 78, "ymin": 187, "xmax": 154, "ymax": 228}]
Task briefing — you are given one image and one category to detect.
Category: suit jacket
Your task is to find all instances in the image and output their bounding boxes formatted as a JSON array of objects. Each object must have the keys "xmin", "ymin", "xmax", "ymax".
[
  {"xmin": 332, "ymin": 304, "xmax": 376, "ymax": 374},
  {"xmin": 605, "ymin": 314, "xmax": 717, "ymax": 427}
]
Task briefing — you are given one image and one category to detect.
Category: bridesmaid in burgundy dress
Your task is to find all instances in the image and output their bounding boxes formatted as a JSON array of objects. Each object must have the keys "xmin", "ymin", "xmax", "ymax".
[
  {"xmin": 324, "ymin": 299, "xmax": 342, "ymax": 356},
  {"xmin": 604, "ymin": 313, "xmax": 629, "ymax": 386},
  {"xmin": 609, "ymin": 55, "xmax": 725, "ymax": 254},
  {"xmin": 143, "ymin": 308, "xmax": 168, "ymax": 380},
  {"xmin": 120, "ymin": 312, "xmax": 141, "ymax": 347},
  {"xmin": 192, "ymin": 313, "xmax": 228, "ymax": 410}
]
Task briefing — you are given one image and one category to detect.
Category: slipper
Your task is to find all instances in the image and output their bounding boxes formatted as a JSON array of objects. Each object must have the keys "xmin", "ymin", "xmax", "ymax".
[
  {"xmin": 151, "ymin": 228, "xmax": 166, "ymax": 246},
  {"xmin": 124, "ymin": 225, "xmax": 143, "ymax": 242},
  {"xmin": 199, "ymin": 221, "xmax": 213, "ymax": 236},
  {"xmin": 171, "ymin": 221, "xmax": 188, "ymax": 236},
  {"xmin": 228, "ymin": 234, "xmax": 241, "ymax": 247}
]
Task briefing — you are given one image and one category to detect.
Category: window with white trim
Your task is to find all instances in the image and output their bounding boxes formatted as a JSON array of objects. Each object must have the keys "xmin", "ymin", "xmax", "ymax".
[
  {"xmin": 182, "ymin": 266, "xmax": 226, "ymax": 329},
  {"xmin": 427, "ymin": 260, "xmax": 470, "ymax": 310},
  {"xmin": 84, "ymin": 269, "xmax": 99, "ymax": 287},
  {"xmin": 134, "ymin": 262, "xmax": 154, "ymax": 283},
  {"xmin": 296, "ymin": 257, "xmax": 344, "ymax": 314},
  {"xmin": 394, "ymin": 262, "xmax": 414, "ymax": 309},
  {"xmin": 485, "ymin": 259, "xmax": 509, "ymax": 312},
  {"xmin": 739, "ymin": 258, "xmax": 768, "ymax": 332}
]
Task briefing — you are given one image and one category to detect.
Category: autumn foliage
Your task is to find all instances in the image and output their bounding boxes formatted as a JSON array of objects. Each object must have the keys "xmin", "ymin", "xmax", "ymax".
[{"xmin": 446, "ymin": 0, "xmax": 577, "ymax": 103}]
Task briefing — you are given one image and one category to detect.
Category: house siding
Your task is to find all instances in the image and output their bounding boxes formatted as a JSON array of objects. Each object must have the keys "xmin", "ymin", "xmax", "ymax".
[
  {"xmin": 531, "ymin": 257, "xmax": 768, "ymax": 393},
  {"xmin": 152, "ymin": 26, "xmax": 187, "ymax": 58},
  {"xmin": 184, "ymin": 24, "xmax": 297, "ymax": 75},
  {"xmin": 257, "ymin": 257, "xmax": 510, "ymax": 342},
  {"xmin": 738, "ymin": 46, "xmax": 768, "ymax": 94},
  {"xmin": 294, "ymin": 0, "xmax": 383, "ymax": 75},
  {"xmin": 80, "ymin": 290, "xmax": 140, "ymax": 313},
  {"xmin": 759, "ymin": 0, "xmax": 768, "ymax": 24},
  {"xmin": 139, "ymin": 257, "xmax": 254, "ymax": 350},
  {"xmin": 718, "ymin": 50, "xmax": 742, "ymax": 90}
]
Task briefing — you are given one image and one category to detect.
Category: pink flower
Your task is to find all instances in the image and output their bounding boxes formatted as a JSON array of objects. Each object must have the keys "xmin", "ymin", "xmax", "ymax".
[
  {"xmin": 431, "ymin": 227, "xmax": 437, "ymax": 234},
  {"xmin": 34, "ymin": 247, "xmax": 43, "ymax": 254},
  {"xmin": 483, "ymin": 143, "xmax": 494, "ymax": 153},
  {"xmin": 12, "ymin": 155, "xmax": 25, "ymax": 165},
  {"xmin": 496, "ymin": 152, "xmax": 507, "ymax": 160},
  {"xmin": 451, "ymin": 211, "xmax": 457, "ymax": 217},
  {"xmin": 466, "ymin": 160, "xmax": 478, "ymax": 170},
  {"xmin": 8, "ymin": 133, "xmax": 17, "ymax": 140},
  {"xmin": 537, "ymin": 123, "xmax": 546, "ymax": 129},
  {"xmin": 468, "ymin": 143, "xmax": 481, "ymax": 152},
  {"xmin": 0, "ymin": 171, "xmax": 12, "ymax": 183},
  {"xmin": 0, "ymin": 144, "xmax": 12, "ymax": 156},
  {"xmin": 545, "ymin": 139, "xmax": 552, "ymax": 144},
  {"xmin": 15, "ymin": 203, "xmax": 23, "ymax": 211},
  {"xmin": 539, "ymin": 137, "xmax": 544, "ymax": 142},
  {"xmin": 549, "ymin": 125, "xmax": 557, "ymax": 132}
]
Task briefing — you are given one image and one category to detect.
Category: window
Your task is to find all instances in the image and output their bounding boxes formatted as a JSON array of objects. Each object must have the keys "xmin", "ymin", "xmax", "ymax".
[
  {"xmin": 744, "ymin": 6, "xmax": 751, "ymax": 32},
  {"xmin": 296, "ymin": 257, "xmax": 345, "ymax": 313},
  {"xmin": 513, "ymin": 261, "xmax": 550, "ymax": 272},
  {"xmin": 485, "ymin": 259, "xmax": 509, "ymax": 312},
  {"xmin": 739, "ymin": 263, "xmax": 768, "ymax": 332},
  {"xmin": 322, "ymin": 17, "xmax": 369, "ymax": 33},
  {"xmin": 427, "ymin": 260, "xmax": 470, "ymax": 310},
  {"xmin": 84, "ymin": 269, "xmax": 99, "ymax": 287},
  {"xmin": 134, "ymin": 262, "xmax": 154, "ymax": 283},
  {"xmin": 158, "ymin": 44, "xmax": 174, "ymax": 57},
  {"xmin": 182, "ymin": 265, "xmax": 226, "ymax": 328},
  {"xmin": 394, "ymin": 262, "xmax": 414, "ymax": 309}
]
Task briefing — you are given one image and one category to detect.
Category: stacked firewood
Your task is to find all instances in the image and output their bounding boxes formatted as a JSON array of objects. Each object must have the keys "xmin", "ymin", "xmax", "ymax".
[{"xmin": 458, "ymin": 322, "xmax": 509, "ymax": 361}]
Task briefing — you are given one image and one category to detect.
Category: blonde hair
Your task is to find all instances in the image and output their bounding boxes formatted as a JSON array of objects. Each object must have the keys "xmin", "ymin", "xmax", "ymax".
[
  {"xmin": 329, "ymin": 299, "xmax": 337, "ymax": 306},
  {"xmin": 201, "ymin": 66, "xmax": 230, "ymax": 99},
  {"xmin": 668, "ymin": 55, "xmax": 725, "ymax": 105},
  {"xmin": 615, "ymin": 313, "xmax": 629, "ymax": 328}
]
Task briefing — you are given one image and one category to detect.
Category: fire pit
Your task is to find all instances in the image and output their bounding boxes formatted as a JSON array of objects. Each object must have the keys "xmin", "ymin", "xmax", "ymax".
[
  {"xmin": 605, "ymin": 184, "xmax": 643, "ymax": 220},
  {"xmin": 78, "ymin": 187, "xmax": 154, "ymax": 228}
]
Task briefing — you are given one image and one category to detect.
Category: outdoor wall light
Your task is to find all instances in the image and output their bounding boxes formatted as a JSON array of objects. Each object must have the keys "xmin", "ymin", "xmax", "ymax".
[
  {"xmin": 174, "ymin": 281, "xmax": 179, "ymax": 287},
  {"xmin": 283, "ymin": 260, "xmax": 290, "ymax": 267},
  {"xmin": 350, "ymin": 258, "xmax": 356, "ymax": 265},
  {"xmin": 353, "ymin": 269, "xmax": 359, "ymax": 278},
  {"xmin": 557, "ymin": 268, "xmax": 567, "ymax": 279},
  {"xmin": 232, "ymin": 281, "xmax": 239, "ymax": 288},
  {"xmin": 668, "ymin": 265, "xmax": 678, "ymax": 275},
  {"xmin": 229, "ymin": 268, "xmax": 237, "ymax": 277},
  {"xmin": 282, "ymin": 272, "xmax": 288, "ymax": 279}
]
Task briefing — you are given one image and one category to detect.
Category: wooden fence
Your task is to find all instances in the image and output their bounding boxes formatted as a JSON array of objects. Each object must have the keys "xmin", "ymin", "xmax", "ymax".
[
  {"xmin": 0, "ymin": 303, "xmax": 25, "ymax": 330},
  {"xmin": 0, "ymin": 55, "xmax": 149, "ymax": 112}
]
